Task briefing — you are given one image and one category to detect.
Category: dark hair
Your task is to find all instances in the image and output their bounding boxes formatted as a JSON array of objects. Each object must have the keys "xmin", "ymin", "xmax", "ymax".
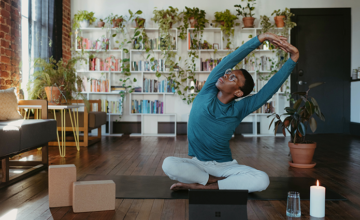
[{"xmin": 239, "ymin": 69, "xmax": 254, "ymax": 97}]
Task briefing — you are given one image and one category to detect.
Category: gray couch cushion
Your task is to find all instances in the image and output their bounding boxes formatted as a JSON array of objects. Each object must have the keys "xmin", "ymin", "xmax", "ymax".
[
  {"xmin": 0, "ymin": 124, "xmax": 21, "ymax": 157},
  {"xmin": 0, "ymin": 119, "xmax": 57, "ymax": 152}
]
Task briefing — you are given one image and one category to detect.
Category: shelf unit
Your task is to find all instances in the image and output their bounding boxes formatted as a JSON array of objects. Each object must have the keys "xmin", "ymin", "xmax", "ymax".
[
  {"xmin": 128, "ymin": 28, "xmax": 178, "ymax": 136},
  {"xmin": 75, "ymin": 27, "xmax": 125, "ymax": 136},
  {"xmin": 186, "ymin": 27, "xmax": 291, "ymax": 136}
]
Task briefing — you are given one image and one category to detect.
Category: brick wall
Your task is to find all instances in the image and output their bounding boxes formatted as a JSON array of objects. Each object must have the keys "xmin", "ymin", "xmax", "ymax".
[
  {"xmin": 63, "ymin": 0, "xmax": 71, "ymax": 63},
  {"xmin": 0, "ymin": 0, "xmax": 21, "ymax": 90}
]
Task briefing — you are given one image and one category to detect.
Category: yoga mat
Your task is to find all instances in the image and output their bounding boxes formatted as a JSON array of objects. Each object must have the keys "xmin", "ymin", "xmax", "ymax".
[{"xmin": 81, "ymin": 175, "xmax": 346, "ymax": 200}]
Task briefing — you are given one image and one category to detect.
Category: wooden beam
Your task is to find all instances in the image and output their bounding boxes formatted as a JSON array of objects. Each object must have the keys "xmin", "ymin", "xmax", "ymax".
[{"xmin": 1, "ymin": 158, "xmax": 9, "ymax": 183}]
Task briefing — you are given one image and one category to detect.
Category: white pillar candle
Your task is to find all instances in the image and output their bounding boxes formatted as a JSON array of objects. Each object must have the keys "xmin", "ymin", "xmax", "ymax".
[{"xmin": 310, "ymin": 180, "xmax": 326, "ymax": 218}]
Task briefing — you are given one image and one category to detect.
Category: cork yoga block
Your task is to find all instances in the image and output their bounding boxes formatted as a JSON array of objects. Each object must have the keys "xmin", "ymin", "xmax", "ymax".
[
  {"xmin": 73, "ymin": 180, "xmax": 116, "ymax": 213},
  {"xmin": 48, "ymin": 164, "xmax": 77, "ymax": 207}
]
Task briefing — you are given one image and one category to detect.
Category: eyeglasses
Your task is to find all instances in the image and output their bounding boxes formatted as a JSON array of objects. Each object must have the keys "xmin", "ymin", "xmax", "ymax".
[{"xmin": 224, "ymin": 69, "xmax": 237, "ymax": 81}]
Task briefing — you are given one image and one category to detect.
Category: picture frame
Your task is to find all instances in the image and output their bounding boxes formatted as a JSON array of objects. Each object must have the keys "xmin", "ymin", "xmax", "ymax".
[{"xmin": 213, "ymin": 43, "xmax": 219, "ymax": 50}]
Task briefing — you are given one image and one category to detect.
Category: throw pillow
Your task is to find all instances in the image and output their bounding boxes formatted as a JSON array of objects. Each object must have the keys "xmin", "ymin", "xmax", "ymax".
[{"xmin": 0, "ymin": 87, "xmax": 22, "ymax": 120}]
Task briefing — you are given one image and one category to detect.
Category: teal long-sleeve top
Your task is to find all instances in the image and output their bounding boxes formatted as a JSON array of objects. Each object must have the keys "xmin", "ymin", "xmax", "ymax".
[{"xmin": 188, "ymin": 36, "xmax": 297, "ymax": 162}]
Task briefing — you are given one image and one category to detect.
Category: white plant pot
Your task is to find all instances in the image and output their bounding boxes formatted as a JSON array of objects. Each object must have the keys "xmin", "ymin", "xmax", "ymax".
[{"xmin": 79, "ymin": 20, "xmax": 89, "ymax": 28}]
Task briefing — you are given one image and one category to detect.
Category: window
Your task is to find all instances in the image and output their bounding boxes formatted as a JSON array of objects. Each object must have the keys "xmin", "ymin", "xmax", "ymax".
[{"xmin": 21, "ymin": 0, "xmax": 29, "ymax": 98}]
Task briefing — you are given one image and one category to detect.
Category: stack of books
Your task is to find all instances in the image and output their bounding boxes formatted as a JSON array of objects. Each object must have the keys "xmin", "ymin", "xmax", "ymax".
[
  {"xmin": 133, "ymin": 36, "xmax": 176, "ymax": 50},
  {"xmin": 200, "ymin": 58, "xmax": 222, "ymax": 71},
  {"xmin": 81, "ymin": 76, "xmax": 109, "ymax": 93},
  {"xmin": 111, "ymin": 86, "xmax": 126, "ymax": 93},
  {"xmin": 77, "ymin": 37, "xmax": 109, "ymax": 50},
  {"xmin": 131, "ymin": 100, "xmax": 163, "ymax": 114},
  {"xmin": 101, "ymin": 98, "xmax": 123, "ymax": 115},
  {"xmin": 132, "ymin": 59, "xmax": 165, "ymax": 72},
  {"xmin": 142, "ymin": 78, "xmax": 175, "ymax": 93}
]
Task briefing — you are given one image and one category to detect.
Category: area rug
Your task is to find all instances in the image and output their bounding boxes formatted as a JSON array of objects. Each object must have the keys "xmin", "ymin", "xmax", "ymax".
[{"xmin": 81, "ymin": 175, "xmax": 346, "ymax": 200}]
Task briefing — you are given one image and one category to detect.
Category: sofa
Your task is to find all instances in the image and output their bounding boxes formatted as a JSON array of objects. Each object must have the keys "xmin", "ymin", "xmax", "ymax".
[{"xmin": 0, "ymin": 99, "xmax": 57, "ymax": 186}]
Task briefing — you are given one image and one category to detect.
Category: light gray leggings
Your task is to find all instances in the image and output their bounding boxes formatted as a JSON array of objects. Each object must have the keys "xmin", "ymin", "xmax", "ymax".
[{"xmin": 162, "ymin": 156, "xmax": 270, "ymax": 193}]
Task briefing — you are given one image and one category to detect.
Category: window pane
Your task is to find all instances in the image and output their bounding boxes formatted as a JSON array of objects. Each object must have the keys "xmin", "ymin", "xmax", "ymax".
[{"xmin": 21, "ymin": 0, "xmax": 28, "ymax": 17}]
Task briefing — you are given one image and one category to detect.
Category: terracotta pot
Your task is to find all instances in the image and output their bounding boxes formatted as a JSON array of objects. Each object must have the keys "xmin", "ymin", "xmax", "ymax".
[
  {"xmin": 97, "ymin": 21, "xmax": 105, "ymax": 27},
  {"xmin": 243, "ymin": 17, "xmax": 255, "ymax": 28},
  {"xmin": 163, "ymin": 15, "xmax": 175, "ymax": 28},
  {"xmin": 219, "ymin": 21, "xmax": 225, "ymax": 26},
  {"xmin": 44, "ymin": 86, "xmax": 62, "ymax": 105},
  {"xmin": 112, "ymin": 18, "xmax": 123, "ymax": 28},
  {"xmin": 274, "ymin": 15, "xmax": 285, "ymax": 28},
  {"xmin": 135, "ymin": 18, "xmax": 145, "ymax": 28},
  {"xmin": 189, "ymin": 16, "xmax": 197, "ymax": 28},
  {"xmin": 288, "ymin": 142, "xmax": 316, "ymax": 164}
]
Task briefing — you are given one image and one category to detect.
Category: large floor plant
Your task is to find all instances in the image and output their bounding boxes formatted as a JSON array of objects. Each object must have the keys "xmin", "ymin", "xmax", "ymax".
[{"xmin": 268, "ymin": 82, "xmax": 325, "ymax": 167}]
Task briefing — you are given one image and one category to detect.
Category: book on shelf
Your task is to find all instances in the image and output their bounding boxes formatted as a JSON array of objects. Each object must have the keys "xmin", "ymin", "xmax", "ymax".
[
  {"xmin": 131, "ymin": 99, "xmax": 163, "ymax": 114},
  {"xmin": 200, "ymin": 58, "xmax": 222, "ymax": 71},
  {"xmin": 132, "ymin": 59, "xmax": 165, "ymax": 72},
  {"xmin": 81, "ymin": 76, "xmax": 109, "ymax": 93},
  {"xmin": 142, "ymin": 78, "xmax": 175, "ymax": 93},
  {"xmin": 77, "ymin": 37, "xmax": 109, "ymax": 50},
  {"xmin": 101, "ymin": 98, "xmax": 123, "ymax": 115},
  {"xmin": 111, "ymin": 86, "xmax": 126, "ymax": 92}
]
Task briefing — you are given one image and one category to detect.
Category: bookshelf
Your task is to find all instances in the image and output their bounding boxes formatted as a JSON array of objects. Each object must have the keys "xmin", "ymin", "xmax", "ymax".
[
  {"xmin": 128, "ymin": 28, "xmax": 178, "ymax": 137},
  {"xmin": 75, "ymin": 27, "xmax": 125, "ymax": 136},
  {"xmin": 186, "ymin": 27, "xmax": 292, "ymax": 136}
]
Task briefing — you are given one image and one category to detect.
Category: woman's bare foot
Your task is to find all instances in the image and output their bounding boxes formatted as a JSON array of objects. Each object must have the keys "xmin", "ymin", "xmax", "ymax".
[
  {"xmin": 170, "ymin": 182, "xmax": 219, "ymax": 191},
  {"xmin": 208, "ymin": 175, "xmax": 226, "ymax": 184}
]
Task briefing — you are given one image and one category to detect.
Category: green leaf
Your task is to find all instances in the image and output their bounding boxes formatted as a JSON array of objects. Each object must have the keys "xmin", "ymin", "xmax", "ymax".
[
  {"xmin": 309, "ymin": 82, "xmax": 325, "ymax": 89},
  {"xmin": 285, "ymin": 107, "xmax": 296, "ymax": 114},
  {"xmin": 150, "ymin": 57, "xmax": 155, "ymax": 62},
  {"xmin": 309, "ymin": 117, "xmax": 317, "ymax": 132},
  {"xmin": 115, "ymin": 40, "xmax": 119, "ymax": 44},
  {"xmin": 123, "ymin": 48, "xmax": 129, "ymax": 53},
  {"xmin": 133, "ymin": 78, "xmax": 137, "ymax": 82},
  {"xmin": 274, "ymin": 120, "xmax": 280, "ymax": 135},
  {"xmin": 298, "ymin": 122, "xmax": 306, "ymax": 136},
  {"xmin": 146, "ymin": 54, "xmax": 150, "ymax": 59},
  {"xmin": 112, "ymin": 34, "xmax": 117, "ymax": 37},
  {"xmin": 305, "ymin": 101, "xmax": 313, "ymax": 115},
  {"xmin": 134, "ymin": 31, "xmax": 140, "ymax": 36},
  {"xmin": 293, "ymin": 99, "xmax": 302, "ymax": 110}
]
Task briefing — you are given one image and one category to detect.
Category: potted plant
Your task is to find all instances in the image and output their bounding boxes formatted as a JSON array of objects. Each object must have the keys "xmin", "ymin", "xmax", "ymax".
[
  {"xmin": 27, "ymin": 57, "xmax": 88, "ymax": 108},
  {"xmin": 268, "ymin": 82, "xmax": 325, "ymax": 168},
  {"xmin": 105, "ymin": 14, "xmax": 125, "ymax": 28},
  {"xmin": 213, "ymin": 10, "xmax": 239, "ymax": 49},
  {"xmin": 73, "ymin": 10, "xmax": 96, "ymax": 29},
  {"xmin": 135, "ymin": 17, "xmax": 145, "ymax": 28},
  {"xmin": 152, "ymin": 6, "xmax": 180, "ymax": 30},
  {"xmin": 258, "ymin": 15, "xmax": 274, "ymax": 49},
  {"xmin": 185, "ymin": 7, "xmax": 208, "ymax": 28},
  {"xmin": 271, "ymin": 8, "xmax": 293, "ymax": 28},
  {"xmin": 234, "ymin": 0, "xmax": 256, "ymax": 28},
  {"xmin": 97, "ymin": 19, "xmax": 105, "ymax": 28}
]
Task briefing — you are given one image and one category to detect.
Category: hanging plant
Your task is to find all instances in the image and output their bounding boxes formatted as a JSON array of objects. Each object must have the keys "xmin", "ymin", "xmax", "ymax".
[
  {"xmin": 152, "ymin": 7, "xmax": 180, "ymax": 32},
  {"xmin": 234, "ymin": 0, "xmax": 256, "ymax": 28},
  {"xmin": 105, "ymin": 13, "xmax": 125, "ymax": 28},
  {"xmin": 178, "ymin": 7, "xmax": 208, "ymax": 40},
  {"xmin": 213, "ymin": 10, "xmax": 240, "ymax": 49}
]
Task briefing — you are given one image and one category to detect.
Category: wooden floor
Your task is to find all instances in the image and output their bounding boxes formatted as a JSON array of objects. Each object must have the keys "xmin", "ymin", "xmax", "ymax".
[{"xmin": 1, "ymin": 134, "xmax": 360, "ymax": 219}]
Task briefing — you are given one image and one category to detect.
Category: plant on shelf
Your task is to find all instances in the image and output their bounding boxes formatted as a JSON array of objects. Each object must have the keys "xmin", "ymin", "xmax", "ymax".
[
  {"xmin": 73, "ymin": 10, "xmax": 96, "ymax": 30},
  {"xmin": 27, "ymin": 56, "xmax": 89, "ymax": 109},
  {"xmin": 152, "ymin": 7, "xmax": 180, "ymax": 32},
  {"xmin": 177, "ymin": 7, "xmax": 208, "ymax": 40},
  {"xmin": 97, "ymin": 19, "xmax": 105, "ymax": 27},
  {"xmin": 213, "ymin": 9, "xmax": 240, "ymax": 49},
  {"xmin": 260, "ymin": 15, "xmax": 274, "ymax": 34},
  {"xmin": 105, "ymin": 13, "xmax": 125, "ymax": 28},
  {"xmin": 234, "ymin": 0, "xmax": 256, "ymax": 28},
  {"xmin": 268, "ymin": 82, "xmax": 325, "ymax": 168},
  {"xmin": 271, "ymin": 7, "xmax": 296, "ymax": 33}
]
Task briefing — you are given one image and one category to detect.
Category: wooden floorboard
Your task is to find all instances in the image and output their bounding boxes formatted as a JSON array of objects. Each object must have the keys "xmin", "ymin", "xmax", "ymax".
[{"xmin": 0, "ymin": 134, "xmax": 360, "ymax": 219}]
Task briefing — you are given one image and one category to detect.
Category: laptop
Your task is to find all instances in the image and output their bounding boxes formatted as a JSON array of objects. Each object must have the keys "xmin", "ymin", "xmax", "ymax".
[{"xmin": 189, "ymin": 189, "xmax": 248, "ymax": 220}]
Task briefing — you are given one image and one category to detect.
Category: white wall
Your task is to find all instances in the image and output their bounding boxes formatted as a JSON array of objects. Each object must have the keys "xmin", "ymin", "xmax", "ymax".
[{"xmin": 72, "ymin": 0, "xmax": 360, "ymax": 122}]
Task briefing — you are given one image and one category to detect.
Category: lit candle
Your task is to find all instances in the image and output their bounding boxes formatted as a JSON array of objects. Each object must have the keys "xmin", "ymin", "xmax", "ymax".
[{"xmin": 310, "ymin": 180, "xmax": 326, "ymax": 217}]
